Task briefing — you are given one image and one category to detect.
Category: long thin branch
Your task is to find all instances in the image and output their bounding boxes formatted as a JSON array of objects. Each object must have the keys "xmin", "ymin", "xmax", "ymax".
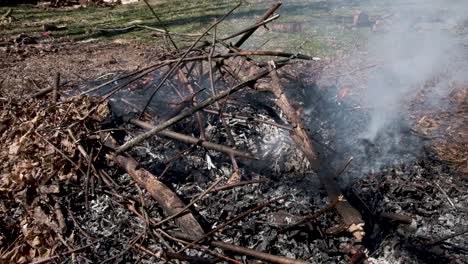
[
  {"xmin": 234, "ymin": 1, "xmax": 283, "ymax": 48},
  {"xmin": 116, "ymin": 68, "xmax": 271, "ymax": 154},
  {"xmin": 130, "ymin": 119, "xmax": 256, "ymax": 159},
  {"xmin": 211, "ymin": 241, "xmax": 308, "ymax": 264},
  {"xmin": 176, "ymin": 195, "xmax": 288, "ymax": 254},
  {"xmin": 141, "ymin": 0, "xmax": 177, "ymax": 49},
  {"xmin": 221, "ymin": 14, "xmax": 280, "ymax": 41}
]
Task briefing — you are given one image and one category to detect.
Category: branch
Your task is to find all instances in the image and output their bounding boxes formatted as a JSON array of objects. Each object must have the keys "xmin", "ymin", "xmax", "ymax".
[
  {"xmin": 116, "ymin": 68, "xmax": 271, "ymax": 154},
  {"xmin": 130, "ymin": 119, "xmax": 256, "ymax": 159}
]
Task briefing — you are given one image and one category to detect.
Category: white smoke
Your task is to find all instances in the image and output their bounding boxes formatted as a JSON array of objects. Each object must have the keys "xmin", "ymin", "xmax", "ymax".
[{"xmin": 362, "ymin": 0, "xmax": 468, "ymax": 140}]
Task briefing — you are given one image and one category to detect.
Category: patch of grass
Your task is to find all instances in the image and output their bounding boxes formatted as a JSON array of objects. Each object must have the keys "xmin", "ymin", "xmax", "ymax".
[{"xmin": 0, "ymin": 0, "xmax": 381, "ymax": 56}]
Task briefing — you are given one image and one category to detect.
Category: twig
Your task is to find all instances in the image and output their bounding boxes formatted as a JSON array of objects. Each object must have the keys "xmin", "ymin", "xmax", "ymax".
[
  {"xmin": 176, "ymin": 195, "xmax": 288, "ymax": 254},
  {"xmin": 116, "ymin": 68, "xmax": 271, "ymax": 154},
  {"xmin": 158, "ymin": 229, "xmax": 242, "ymax": 264},
  {"xmin": 433, "ymin": 182, "xmax": 456, "ymax": 208},
  {"xmin": 130, "ymin": 119, "xmax": 256, "ymax": 159},
  {"xmin": 424, "ymin": 228, "xmax": 468, "ymax": 246},
  {"xmin": 29, "ymin": 240, "xmax": 98, "ymax": 264},
  {"xmin": 282, "ymin": 197, "xmax": 342, "ymax": 230},
  {"xmin": 34, "ymin": 131, "xmax": 86, "ymax": 175},
  {"xmin": 177, "ymin": 69, "xmax": 206, "ymax": 139},
  {"xmin": 134, "ymin": 244, "xmax": 216, "ymax": 263},
  {"xmin": 137, "ymin": 25, "xmax": 205, "ymax": 37},
  {"xmin": 84, "ymin": 149, "xmax": 93, "ymax": 211},
  {"xmin": 210, "ymin": 179, "xmax": 269, "ymax": 193},
  {"xmin": 234, "ymin": 1, "xmax": 283, "ymax": 48},
  {"xmin": 31, "ymin": 87, "xmax": 53, "ymax": 98},
  {"xmin": 221, "ymin": 14, "xmax": 280, "ymax": 41},
  {"xmin": 211, "ymin": 240, "xmax": 308, "ymax": 264},
  {"xmin": 140, "ymin": 2, "xmax": 242, "ymax": 117},
  {"xmin": 141, "ymin": 0, "xmax": 177, "ymax": 49},
  {"xmin": 153, "ymin": 178, "xmax": 222, "ymax": 227},
  {"xmin": 80, "ymin": 64, "xmax": 161, "ymax": 95},
  {"xmin": 52, "ymin": 72, "xmax": 60, "ymax": 103}
]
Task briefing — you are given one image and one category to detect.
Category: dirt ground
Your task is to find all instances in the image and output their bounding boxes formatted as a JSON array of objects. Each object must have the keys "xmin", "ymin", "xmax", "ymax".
[{"xmin": 0, "ymin": 37, "xmax": 162, "ymax": 97}]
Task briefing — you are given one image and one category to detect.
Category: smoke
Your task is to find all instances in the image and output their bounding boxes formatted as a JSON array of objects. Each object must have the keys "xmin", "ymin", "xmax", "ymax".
[
  {"xmin": 362, "ymin": 0, "xmax": 467, "ymax": 140},
  {"xmin": 310, "ymin": 0, "xmax": 468, "ymax": 179}
]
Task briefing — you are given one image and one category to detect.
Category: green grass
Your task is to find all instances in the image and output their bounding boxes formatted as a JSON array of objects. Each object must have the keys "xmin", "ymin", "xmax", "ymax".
[{"xmin": 0, "ymin": 0, "xmax": 397, "ymax": 56}]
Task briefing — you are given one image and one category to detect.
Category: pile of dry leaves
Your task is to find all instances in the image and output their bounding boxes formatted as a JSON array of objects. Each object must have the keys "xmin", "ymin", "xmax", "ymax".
[{"xmin": 0, "ymin": 95, "xmax": 108, "ymax": 263}]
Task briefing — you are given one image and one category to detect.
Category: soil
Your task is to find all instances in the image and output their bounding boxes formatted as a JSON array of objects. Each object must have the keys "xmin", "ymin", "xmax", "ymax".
[{"xmin": 0, "ymin": 36, "xmax": 163, "ymax": 97}]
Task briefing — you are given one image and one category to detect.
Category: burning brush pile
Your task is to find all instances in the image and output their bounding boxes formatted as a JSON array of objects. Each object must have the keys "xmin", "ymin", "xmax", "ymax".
[{"xmin": 1, "ymin": 2, "xmax": 466, "ymax": 264}]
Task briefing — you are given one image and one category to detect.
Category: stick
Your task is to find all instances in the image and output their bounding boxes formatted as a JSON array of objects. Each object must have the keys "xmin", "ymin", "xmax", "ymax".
[
  {"xmin": 35, "ymin": 131, "xmax": 86, "ymax": 175},
  {"xmin": 176, "ymin": 195, "xmax": 288, "ymax": 254},
  {"xmin": 424, "ymin": 228, "xmax": 468, "ymax": 246},
  {"xmin": 153, "ymin": 178, "xmax": 222, "ymax": 227},
  {"xmin": 282, "ymin": 197, "xmax": 341, "ymax": 230},
  {"xmin": 30, "ymin": 241, "xmax": 98, "ymax": 264},
  {"xmin": 52, "ymin": 72, "xmax": 60, "ymax": 103},
  {"xmin": 116, "ymin": 68, "xmax": 271, "ymax": 154},
  {"xmin": 210, "ymin": 178, "xmax": 269, "ymax": 193},
  {"xmin": 31, "ymin": 87, "xmax": 53, "ymax": 98},
  {"xmin": 211, "ymin": 241, "xmax": 309, "ymax": 264},
  {"xmin": 130, "ymin": 119, "xmax": 256, "ymax": 159},
  {"xmin": 234, "ymin": 1, "xmax": 283, "ymax": 48},
  {"xmin": 141, "ymin": 0, "xmax": 177, "ymax": 49},
  {"xmin": 221, "ymin": 14, "xmax": 280, "ymax": 41},
  {"xmin": 208, "ymin": 25, "xmax": 241, "ymax": 181},
  {"xmin": 177, "ymin": 69, "xmax": 206, "ymax": 139},
  {"xmin": 158, "ymin": 230, "xmax": 242, "ymax": 264},
  {"xmin": 140, "ymin": 2, "xmax": 242, "ymax": 117}
]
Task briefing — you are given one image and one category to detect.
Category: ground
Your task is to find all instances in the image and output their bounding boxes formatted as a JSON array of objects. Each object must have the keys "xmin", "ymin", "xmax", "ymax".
[{"xmin": 0, "ymin": 1, "xmax": 467, "ymax": 263}]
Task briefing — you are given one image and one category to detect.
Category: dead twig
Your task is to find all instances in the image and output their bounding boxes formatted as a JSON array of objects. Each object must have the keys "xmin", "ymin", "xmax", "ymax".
[
  {"xmin": 34, "ymin": 131, "xmax": 86, "ymax": 175},
  {"xmin": 158, "ymin": 230, "xmax": 242, "ymax": 264},
  {"xmin": 176, "ymin": 195, "xmax": 288, "ymax": 254},
  {"xmin": 140, "ymin": 2, "xmax": 242, "ymax": 116},
  {"xmin": 52, "ymin": 72, "xmax": 60, "ymax": 103},
  {"xmin": 210, "ymin": 178, "xmax": 269, "ymax": 193},
  {"xmin": 221, "ymin": 14, "xmax": 280, "ymax": 42},
  {"xmin": 282, "ymin": 196, "xmax": 342, "ymax": 230},
  {"xmin": 234, "ymin": 1, "xmax": 282, "ymax": 48},
  {"xmin": 424, "ymin": 228, "xmax": 468, "ymax": 246},
  {"xmin": 153, "ymin": 177, "xmax": 222, "ymax": 227},
  {"xmin": 211, "ymin": 240, "xmax": 308, "ymax": 264},
  {"xmin": 29, "ymin": 240, "xmax": 98, "ymax": 264},
  {"xmin": 129, "ymin": 119, "xmax": 256, "ymax": 159}
]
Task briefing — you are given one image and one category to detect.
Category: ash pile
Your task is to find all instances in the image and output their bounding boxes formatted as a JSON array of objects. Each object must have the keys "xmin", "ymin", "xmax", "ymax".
[{"xmin": 1, "ymin": 2, "xmax": 467, "ymax": 264}]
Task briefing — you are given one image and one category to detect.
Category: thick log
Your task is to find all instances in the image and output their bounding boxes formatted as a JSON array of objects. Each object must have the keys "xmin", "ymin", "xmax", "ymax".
[{"xmin": 113, "ymin": 153, "xmax": 205, "ymax": 240}]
